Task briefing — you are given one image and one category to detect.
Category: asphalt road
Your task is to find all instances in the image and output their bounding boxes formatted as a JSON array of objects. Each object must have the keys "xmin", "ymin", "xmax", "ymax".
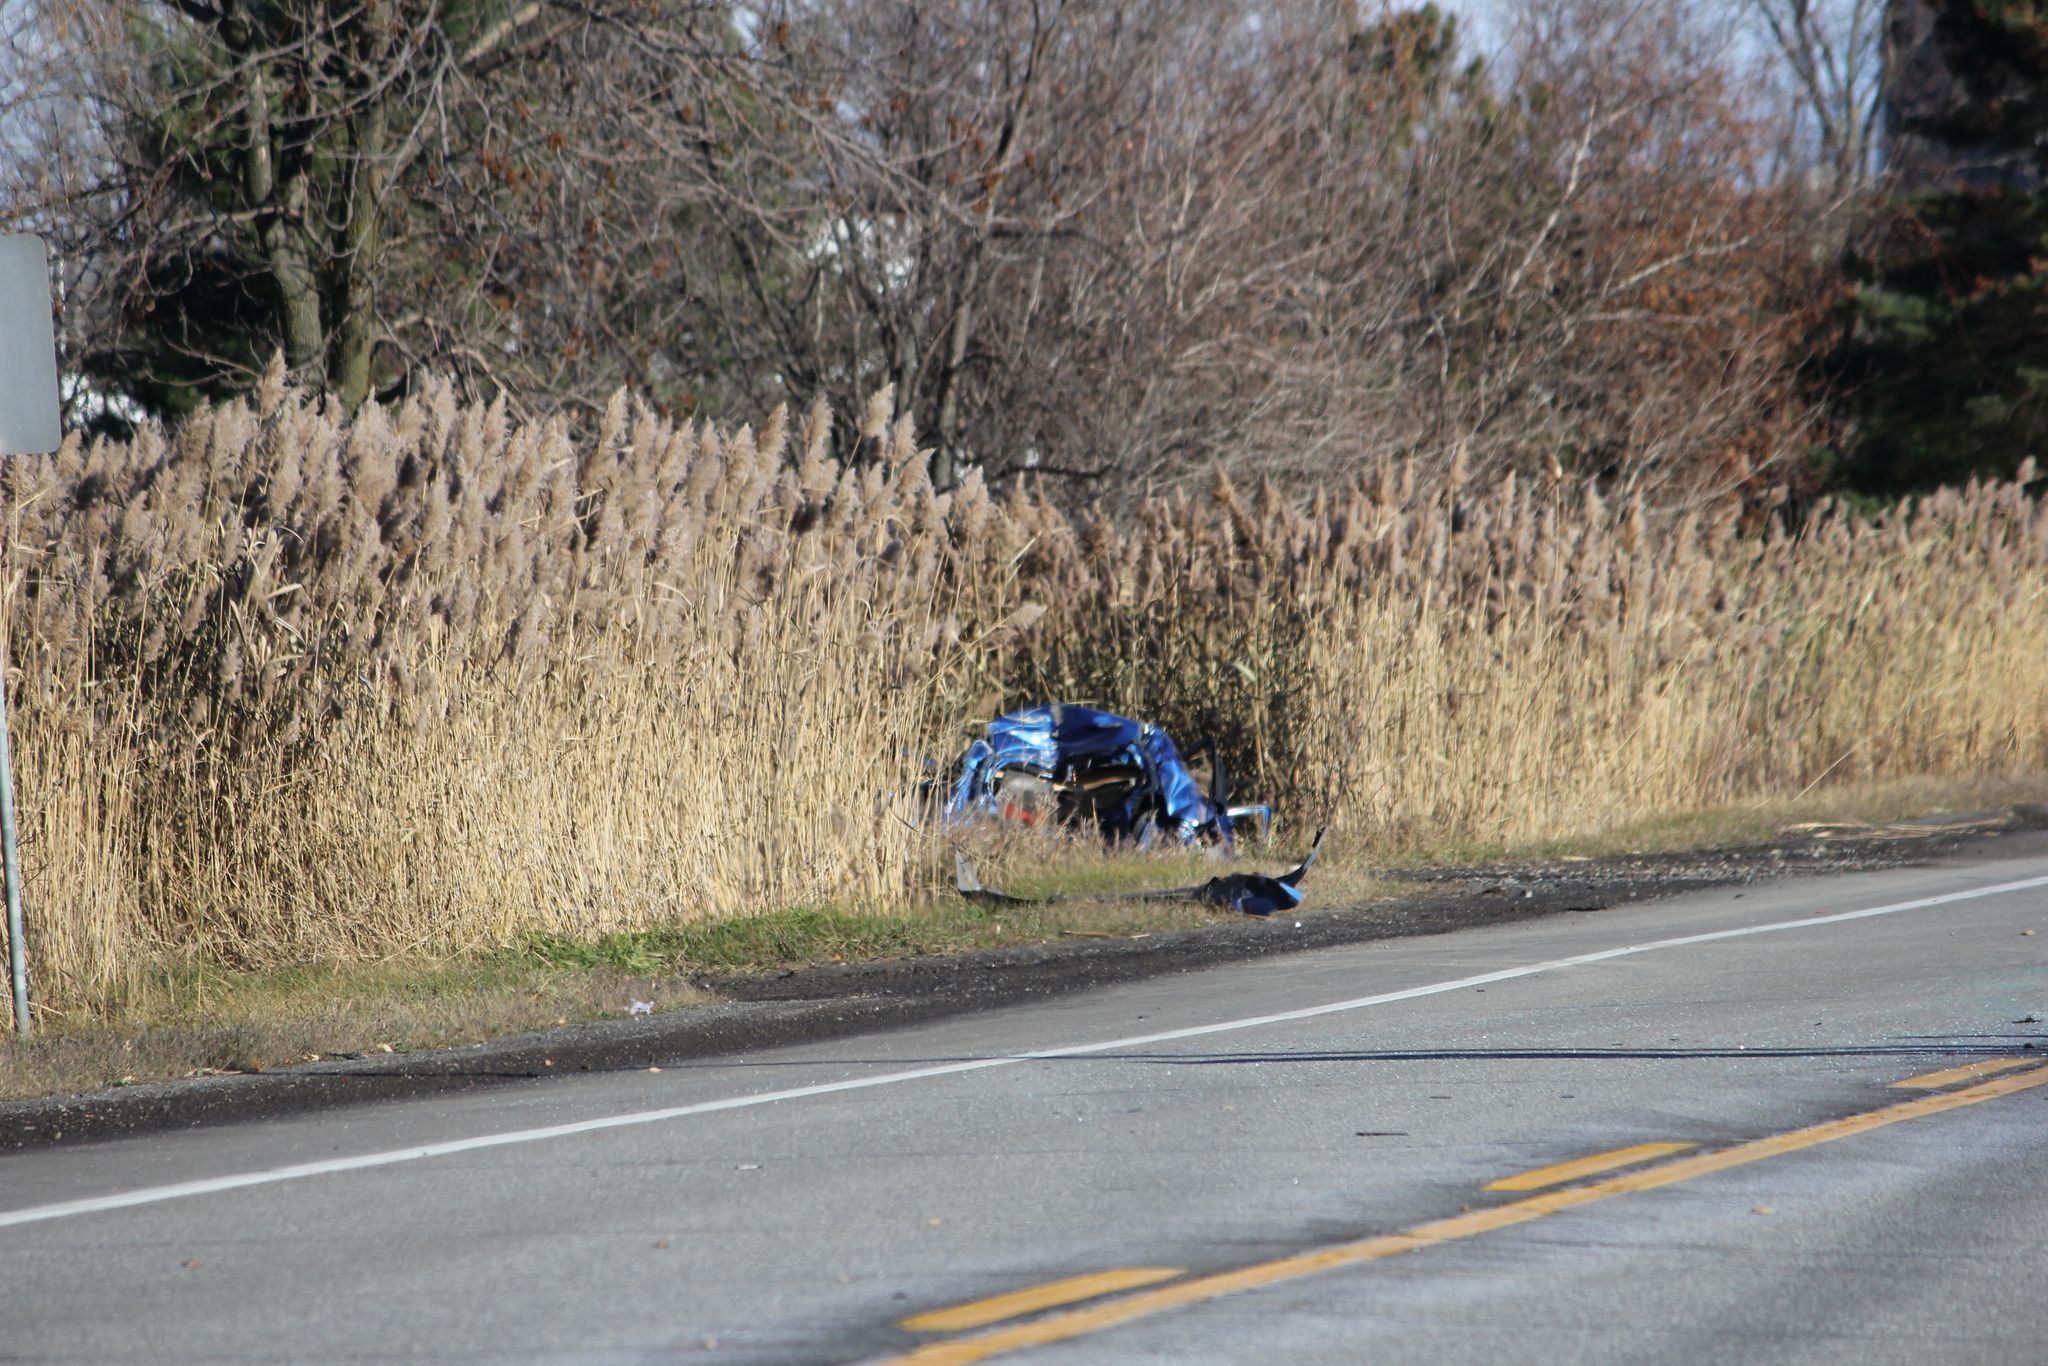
[{"xmin": 3, "ymin": 840, "xmax": 2047, "ymax": 1365}]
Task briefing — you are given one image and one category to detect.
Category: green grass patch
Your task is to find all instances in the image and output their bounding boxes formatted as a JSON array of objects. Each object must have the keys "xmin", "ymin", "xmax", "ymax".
[{"xmin": 513, "ymin": 904, "xmax": 993, "ymax": 976}]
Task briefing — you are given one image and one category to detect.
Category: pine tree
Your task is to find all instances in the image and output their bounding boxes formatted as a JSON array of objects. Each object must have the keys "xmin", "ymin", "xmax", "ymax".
[{"xmin": 1828, "ymin": 0, "xmax": 2048, "ymax": 494}]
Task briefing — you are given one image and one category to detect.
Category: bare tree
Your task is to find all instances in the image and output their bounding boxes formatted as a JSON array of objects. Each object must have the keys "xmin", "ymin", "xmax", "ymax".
[
  {"xmin": 955, "ymin": 0, "xmax": 1833, "ymax": 501},
  {"xmin": 1742, "ymin": 0, "xmax": 1889, "ymax": 189},
  {"xmin": 5, "ymin": 0, "xmax": 1841, "ymax": 505},
  {"xmin": 3, "ymin": 0, "xmax": 745, "ymax": 417}
]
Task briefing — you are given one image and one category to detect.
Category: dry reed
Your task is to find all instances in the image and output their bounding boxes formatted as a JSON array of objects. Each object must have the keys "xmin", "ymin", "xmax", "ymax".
[{"xmin": 4, "ymin": 366, "xmax": 2046, "ymax": 1018}]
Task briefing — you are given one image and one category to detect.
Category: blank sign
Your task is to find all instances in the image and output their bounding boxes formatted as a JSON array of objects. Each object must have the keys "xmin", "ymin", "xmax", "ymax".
[{"xmin": 0, "ymin": 235, "xmax": 60, "ymax": 456}]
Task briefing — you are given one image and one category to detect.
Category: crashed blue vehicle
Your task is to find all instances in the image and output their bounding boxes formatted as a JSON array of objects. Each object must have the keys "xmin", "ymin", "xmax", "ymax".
[
  {"xmin": 942, "ymin": 705, "xmax": 1320, "ymax": 916},
  {"xmin": 942, "ymin": 704, "xmax": 1262, "ymax": 850}
]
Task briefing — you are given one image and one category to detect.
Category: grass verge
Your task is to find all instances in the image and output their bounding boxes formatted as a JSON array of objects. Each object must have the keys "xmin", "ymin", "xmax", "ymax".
[
  {"xmin": 4, "ymin": 773, "xmax": 2043, "ymax": 1105},
  {"xmin": 0, "ymin": 839, "xmax": 1370, "ymax": 1103}
]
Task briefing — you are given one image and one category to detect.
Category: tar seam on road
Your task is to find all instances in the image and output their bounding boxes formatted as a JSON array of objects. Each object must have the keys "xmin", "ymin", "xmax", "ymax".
[
  {"xmin": 1484, "ymin": 1140, "xmax": 1697, "ymax": 1191},
  {"xmin": 899, "ymin": 1268, "xmax": 1185, "ymax": 1333},
  {"xmin": 1889, "ymin": 1056, "xmax": 2040, "ymax": 1089},
  {"xmin": 4, "ymin": 870, "xmax": 2047, "ymax": 1231},
  {"xmin": 869, "ymin": 1062, "xmax": 2048, "ymax": 1365}
]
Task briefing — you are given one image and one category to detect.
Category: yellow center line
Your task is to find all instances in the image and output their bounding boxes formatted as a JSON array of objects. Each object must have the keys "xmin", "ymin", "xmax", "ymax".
[
  {"xmin": 1889, "ymin": 1057, "xmax": 2039, "ymax": 1089},
  {"xmin": 900, "ymin": 1268, "xmax": 1184, "ymax": 1333},
  {"xmin": 1486, "ymin": 1141, "xmax": 1697, "ymax": 1192},
  {"xmin": 871, "ymin": 1062, "xmax": 2048, "ymax": 1366}
]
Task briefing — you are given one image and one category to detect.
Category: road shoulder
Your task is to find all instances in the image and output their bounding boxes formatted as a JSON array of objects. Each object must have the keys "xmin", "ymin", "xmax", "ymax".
[{"xmin": 4, "ymin": 811, "xmax": 2043, "ymax": 1151}]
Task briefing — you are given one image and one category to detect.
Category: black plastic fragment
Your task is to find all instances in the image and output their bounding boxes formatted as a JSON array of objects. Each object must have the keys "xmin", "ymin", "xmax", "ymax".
[{"xmin": 954, "ymin": 829, "xmax": 1326, "ymax": 916}]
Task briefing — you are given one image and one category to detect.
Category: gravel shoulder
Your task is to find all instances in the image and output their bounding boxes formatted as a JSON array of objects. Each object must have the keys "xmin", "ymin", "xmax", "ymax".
[{"xmin": 5, "ymin": 807, "xmax": 2043, "ymax": 1152}]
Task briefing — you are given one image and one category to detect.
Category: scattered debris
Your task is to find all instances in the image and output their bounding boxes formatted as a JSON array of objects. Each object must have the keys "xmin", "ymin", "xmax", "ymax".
[
  {"xmin": 956, "ymin": 829, "xmax": 1326, "ymax": 917},
  {"xmin": 627, "ymin": 999, "xmax": 655, "ymax": 1015}
]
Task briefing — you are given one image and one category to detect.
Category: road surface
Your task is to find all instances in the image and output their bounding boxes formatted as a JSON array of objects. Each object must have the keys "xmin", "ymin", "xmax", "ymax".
[{"xmin": 3, "ymin": 841, "xmax": 2046, "ymax": 1364}]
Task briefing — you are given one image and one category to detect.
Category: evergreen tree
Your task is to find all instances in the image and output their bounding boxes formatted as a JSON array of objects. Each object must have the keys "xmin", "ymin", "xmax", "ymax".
[{"xmin": 1828, "ymin": 0, "xmax": 2048, "ymax": 494}]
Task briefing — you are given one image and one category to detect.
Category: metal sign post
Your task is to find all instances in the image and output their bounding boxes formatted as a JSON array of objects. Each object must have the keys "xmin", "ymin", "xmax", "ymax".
[
  {"xmin": 2, "ymin": 660, "xmax": 25, "ymax": 1038},
  {"xmin": 0, "ymin": 233, "xmax": 63, "ymax": 1039}
]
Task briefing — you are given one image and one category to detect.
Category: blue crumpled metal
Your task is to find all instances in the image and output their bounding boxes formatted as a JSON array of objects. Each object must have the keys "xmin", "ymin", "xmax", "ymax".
[{"xmin": 943, "ymin": 704, "xmax": 1231, "ymax": 849}]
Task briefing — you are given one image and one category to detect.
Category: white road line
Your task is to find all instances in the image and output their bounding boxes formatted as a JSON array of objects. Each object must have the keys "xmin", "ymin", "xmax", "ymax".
[{"xmin": 6, "ymin": 870, "xmax": 2047, "ymax": 1230}]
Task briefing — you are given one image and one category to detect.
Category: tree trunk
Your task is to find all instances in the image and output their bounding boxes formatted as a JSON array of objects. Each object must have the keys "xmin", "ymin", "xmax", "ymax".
[
  {"xmin": 236, "ymin": 28, "xmax": 324, "ymax": 383},
  {"xmin": 331, "ymin": 12, "xmax": 395, "ymax": 412},
  {"xmin": 928, "ymin": 248, "xmax": 983, "ymax": 493},
  {"xmin": 332, "ymin": 95, "xmax": 390, "ymax": 411},
  {"xmin": 266, "ymin": 172, "xmax": 325, "ymax": 381}
]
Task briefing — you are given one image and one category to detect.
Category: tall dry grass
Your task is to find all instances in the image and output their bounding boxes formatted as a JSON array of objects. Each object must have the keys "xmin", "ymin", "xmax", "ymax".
[
  {"xmin": 1016, "ymin": 465, "xmax": 2048, "ymax": 850},
  {"xmin": 4, "ymin": 367, "xmax": 2047, "ymax": 1017}
]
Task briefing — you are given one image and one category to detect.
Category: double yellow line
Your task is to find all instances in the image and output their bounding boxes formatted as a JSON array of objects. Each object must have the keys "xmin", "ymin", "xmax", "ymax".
[{"xmin": 876, "ymin": 1058, "xmax": 2048, "ymax": 1365}]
